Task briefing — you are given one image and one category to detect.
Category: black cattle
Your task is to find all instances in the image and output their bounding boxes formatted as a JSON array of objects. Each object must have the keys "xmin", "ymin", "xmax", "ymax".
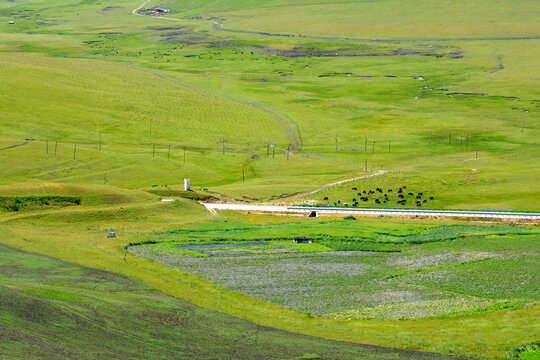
[
  {"xmin": 358, "ymin": 192, "xmax": 362, "ymax": 196},
  {"xmin": 363, "ymin": 190, "xmax": 367, "ymax": 194},
  {"xmin": 383, "ymin": 200, "xmax": 386, "ymax": 203},
  {"xmin": 362, "ymin": 198, "xmax": 368, "ymax": 202},
  {"xmin": 334, "ymin": 202, "xmax": 337, "ymax": 206},
  {"xmin": 408, "ymin": 192, "xmax": 414, "ymax": 196},
  {"xmin": 423, "ymin": 199, "xmax": 427, "ymax": 203},
  {"xmin": 416, "ymin": 203, "xmax": 421, "ymax": 207},
  {"xmin": 375, "ymin": 199, "xmax": 380, "ymax": 203},
  {"xmin": 403, "ymin": 185, "xmax": 407, "ymax": 189},
  {"xmin": 323, "ymin": 197, "xmax": 328, "ymax": 200},
  {"xmin": 352, "ymin": 187, "xmax": 357, "ymax": 190},
  {"xmin": 353, "ymin": 198, "xmax": 357, "ymax": 202},
  {"xmin": 418, "ymin": 192, "xmax": 423, "ymax": 196},
  {"xmin": 430, "ymin": 196, "xmax": 434, "ymax": 200},
  {"xmin": 398, "ymin": 188, "xmax": 402, "ymax": 193},
  {"xmin": 398, "ymin": 194, "xmax": 404, "ymax": 199},
  {"xmin": 416, "ymin": 195, "xmax": 421, "ymax": 199},
  {"xmin": 388, "ymin": 189, "xmax": 392, "ymax": 192},
  {"xmin": 337, "ymin": 200, "xmax": 341, "ymax": 204}
]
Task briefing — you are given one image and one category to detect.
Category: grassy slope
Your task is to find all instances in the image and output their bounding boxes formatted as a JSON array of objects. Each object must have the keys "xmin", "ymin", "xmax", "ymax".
[
  {"xmin": 0, "ymin": 0, "xmax": 538, "ymax": 359},
  {"xmin": 0, "ymin": 0, "xmax": 538, "ymax": 208},
  {"xmin": 0, "ymin": 197, "xmax": 538, "ymax": 359},
  {"xmin": 1, "ymin": 243, "xmax": 448, "ymax": 360},
  {"xmin": 211, "ymin": 0, "xmax": 540, "ymax": 38}
]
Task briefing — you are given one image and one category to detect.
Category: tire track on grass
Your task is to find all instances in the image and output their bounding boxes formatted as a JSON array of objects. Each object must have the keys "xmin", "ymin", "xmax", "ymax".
[{"xmin": 127, "ymin": 65, "xmax": 302, "ymax": 150}]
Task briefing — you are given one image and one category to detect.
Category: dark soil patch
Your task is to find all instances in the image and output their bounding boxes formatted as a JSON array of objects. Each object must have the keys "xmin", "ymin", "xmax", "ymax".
[
  {"xmin": 101, "ymin": 6, "xmax": 123, "ymax": 12},
  {"xmin": 176, "ymin": 241, "xmax": 270, "ymax": 250},
  {"xmin": 146, "ymin": 26, "xmax": 186, "ymax": 31}
]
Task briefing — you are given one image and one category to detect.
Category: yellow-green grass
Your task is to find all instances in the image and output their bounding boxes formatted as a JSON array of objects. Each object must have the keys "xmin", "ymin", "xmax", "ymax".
[
  {"xmin": 2, "ymin": 243, "xmax": 418, "ymax": 360},
  {"xmin": 0, "ymin": 0, "xmax": 538, "ymax": 208},
  {"xmin": 0, "ymin": 195, "xmax": 538, "ymax": 359},
  {"xmin": 0, "ymin": 0, "xmax": 538, "ymax": 358},
  {"xmin": 184, "ymin": 0, "xmax": 540, "ymax": 39}
]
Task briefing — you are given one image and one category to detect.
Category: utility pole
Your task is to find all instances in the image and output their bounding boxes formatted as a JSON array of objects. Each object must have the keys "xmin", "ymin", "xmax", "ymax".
[
  {"xmin": 365, "ymin": 159, "xmax": 367, "ymax": 171},
  {"xmin": 73, "ymin": 143, "xmax": 77, "ymax": 160},
  {"xmin": 335, "ymin": 133, "xmax": 338, "ymax": 151},
  {"xmin": 272, "ymin": 145, "xmax": 275, "ymax": 159},
  {"xmin": 287, "ymin": 144, "xmax": 290, "ymax": 160},
  {"xmin": 429, "ymin": 127, "xmax": 431, "ymax": 144},
  {"xmin": 168, "ymin": 145, "xmax": 171, "ymax": 161},
  {"xmin": 46, "ymin": 140, "xmax": 49, "ymax": 154},
  {"xmin": 476, "ymin": 150, "xmax": 478, "ymax": 160},
  {"xmin": 364, "ymin": 138, "xmax": 367, "ymax": 151},
  {"xmin": 221, "ymin": 137, "xmax": 226, "ymax": 155},
  {"xmin": 54, "ymin": 141, "xmax": 57, "ymax": 156},
  {"xmin": 152, "ymin": 144, "xmax": 155, "ymax": 159},
  {"xmin": 242, "ymin": 167, "xmax": 245, "ymax": 182},
  {"xmin": 466, "ymin": 134, "xmax": 469, "ymax": 148},
  {"xmin": 372, "ymin": 140, "xmax": 376, "ymax": 153}
]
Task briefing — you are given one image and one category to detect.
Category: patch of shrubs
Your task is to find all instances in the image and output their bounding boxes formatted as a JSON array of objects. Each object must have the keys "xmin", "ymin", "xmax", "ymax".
[
  {"xmin": 507, "ymin": 341, "xmax": 540, "ymax": 359},
  {"xmin": 0, "ymin": 196, "xmax": 81, "ymax": 212},
  {"xmin": 146, "ymin": 189, "xmax": 217, "ymax": 201}
]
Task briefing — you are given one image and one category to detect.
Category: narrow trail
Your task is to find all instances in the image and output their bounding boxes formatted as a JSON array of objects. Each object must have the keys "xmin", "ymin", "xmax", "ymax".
[
  {"xmin": 126, "ymin": 67, "xmax": 301, "ymax": 149},
  {"xmin": 299, "ymin": 170, "xmax": 388, "ymax": 197},
  {"xmin": 131, "ymin": 1, "xmax": 302, "ymax": 149}
]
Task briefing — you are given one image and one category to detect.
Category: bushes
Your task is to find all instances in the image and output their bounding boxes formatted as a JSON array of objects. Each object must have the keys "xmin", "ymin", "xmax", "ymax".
[
  {"xmin": 0, "ymin": 196, "xmax": 81, "ymax": 212},
  {"xmin": 146, "ymin": 189, "xmax": 217, "ymax": 201},
  {"xmin": 507, "ymin": 341, "xmax": 540, "ymax": 359}
]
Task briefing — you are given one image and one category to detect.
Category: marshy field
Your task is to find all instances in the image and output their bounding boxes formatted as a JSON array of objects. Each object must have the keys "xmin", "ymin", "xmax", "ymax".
[{"xmin": 0, "ymin": 0, "xmax": 539, "ymax": 359}]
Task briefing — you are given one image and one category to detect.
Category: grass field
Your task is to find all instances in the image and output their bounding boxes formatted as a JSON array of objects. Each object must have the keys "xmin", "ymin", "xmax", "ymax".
[
  {"xmin": 2, "ymin": 243, "xmax": 455, "ymax": 360},
  {"xmin": 0, "ymin": 0, "xmax": 538, "ymax": 208},
  {"xmin": 129, "ymin": 221, "xmax": 538, "ymax": 318},
  {"xmin": 0, "ymin": 0, "xmax": 539, "ymax": 359}
]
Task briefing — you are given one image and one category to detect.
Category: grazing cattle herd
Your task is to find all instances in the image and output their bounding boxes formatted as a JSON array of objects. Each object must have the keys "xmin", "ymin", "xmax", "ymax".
[{"xmin": 322, "ymin": 186, "xmax": 435, "ymax": 207}]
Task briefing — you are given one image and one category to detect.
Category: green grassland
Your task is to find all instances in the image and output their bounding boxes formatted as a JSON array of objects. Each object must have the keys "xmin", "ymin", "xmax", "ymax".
[
  {"xmin": 0, "ymin": 0, "xmax": 539, "ymax": 359},
  {"xmin": 129, "ymin": 221, "xmax": 538, "ymax": 318},
  {"xmin": 0, "ymin": 0, "xmax": 538, "ymax": 208},
  {"xmin": 2, "ymin": 243, "xmax": 444, "ymax": 360},
  {"xmin": 0, "ymin": 200, "xmax": 538, "ymax": 359}
]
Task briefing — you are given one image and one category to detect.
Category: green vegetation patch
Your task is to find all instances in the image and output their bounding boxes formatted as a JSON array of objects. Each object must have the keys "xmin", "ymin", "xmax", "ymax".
[
  {"xmin": 1, "ymin": 243, "xmax": 427, "ymax": 360},
  {"xmin": 0, "ymin": 195, "xmax": 80, "ymax": 212},
  {"xmin": 146, "ymin": 189, "xmax": 218, "ymax": 201},
  {"xmin": 133, "ymin": 221, "xmax": 538, "ymax": 319},
  {"xmin": 508, "ymin": 342, "xmax": 540, "ymax": 360}
]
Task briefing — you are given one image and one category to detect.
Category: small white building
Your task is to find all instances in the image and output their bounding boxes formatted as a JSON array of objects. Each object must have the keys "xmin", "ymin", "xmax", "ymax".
[{"xmin": 184, "ymin": 178, "xmax": 191, "ymax": 191}]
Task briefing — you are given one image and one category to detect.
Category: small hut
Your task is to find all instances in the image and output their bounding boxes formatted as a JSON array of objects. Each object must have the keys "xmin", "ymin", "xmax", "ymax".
[{"xmin": 293, "ymin": 237, "xmax": 312, "ymax": 244}]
